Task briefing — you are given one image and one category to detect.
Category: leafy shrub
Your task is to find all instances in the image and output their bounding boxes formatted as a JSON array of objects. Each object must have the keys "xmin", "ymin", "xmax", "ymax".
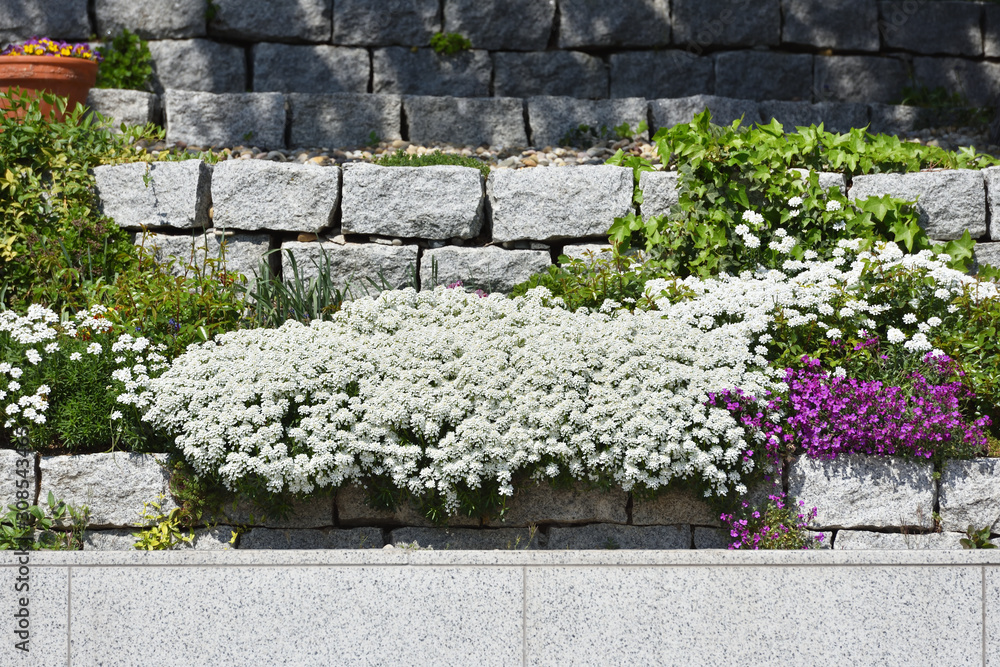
[
  {"xmin": 95, "ymin": 29, "xmax": 154, "ymax": 91},
  {"xmin": 374, "ymin": 149, "xmax": 489, "ymax": 178},
  {"xmin": 430, "ymin": 32, "xmax": 472, "ymax": 55}
]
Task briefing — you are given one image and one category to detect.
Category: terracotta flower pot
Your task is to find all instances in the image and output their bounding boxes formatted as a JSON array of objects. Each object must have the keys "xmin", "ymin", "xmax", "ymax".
[{"xmin": 0, "ymin": 55, "xmax": 98, "ymax": 121}]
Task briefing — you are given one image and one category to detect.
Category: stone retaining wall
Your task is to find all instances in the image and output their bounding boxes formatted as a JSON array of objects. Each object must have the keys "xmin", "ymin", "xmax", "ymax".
[
  {"xmin": 93, "ymin": 159, "xmax": 1000, "ymax": 291},
  {"xmin": 3, "ymin": 450, "xmax": 998, "ymax": 550},
  {"xmin": 7, "ymin": 0, "xmax": 1000, "ymax": 108}
]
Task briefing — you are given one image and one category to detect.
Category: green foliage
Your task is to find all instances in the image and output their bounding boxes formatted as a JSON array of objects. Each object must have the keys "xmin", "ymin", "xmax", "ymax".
[
  {"xmin": 897, "ymin": 84, "xmax": 992, "ymax": 127},
  {"xmin": 95, "ymin": 29, "xmax": 153, "ymax": 91},
  {"xmin": 960, "ymin": 525, "xmax": 997, "ymax": 549},
  {"xmin": 132, "ymin": 495, "xmax": 195, "ymax": 550},
  {"xmin": 0, "ymin": 89, "xmax": 161, "ymax": 311},
  {"xmin": 205, "ymin": 0, "xmax": 220, "ymax": 21},
  {"xmin": 0, "ymin": 491, "xmax": 89, "ymax": 551},
  {"xmin": 374, "ymin": 149, "xmax": 489, "ymax": 178},
  {"xmin": 559, "ymin": 120, "xmax": 648, "ymax": 147},
  {"xmin": 236, "ymin": 248, "xmax": 347, "ymax": 328},
  {"xmin": 430, "ymin": 32, "xmax": 472, "ymax": 55}
]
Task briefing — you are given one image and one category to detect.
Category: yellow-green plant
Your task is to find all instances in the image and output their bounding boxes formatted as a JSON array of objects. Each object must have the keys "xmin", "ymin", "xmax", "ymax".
[{"xmin": 132, "ymin": 495, "xmax": 195, "ymax": 550}]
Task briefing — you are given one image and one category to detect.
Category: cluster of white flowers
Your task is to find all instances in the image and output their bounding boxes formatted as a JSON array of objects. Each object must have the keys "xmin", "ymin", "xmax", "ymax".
[
  {"xmin": 734, "ymin": 224, "xmax": 760, "ymax": 249},
  {"xmin": 767, "ymin": 228, "xmax": 797, "ymax": 255},
  {"xmin": 144, "ymin": 287, "xmax": 777, "ymax": 505},
  {"xmin": 110, "ymin": 333, "xmax": 168, "ymax": 411}
]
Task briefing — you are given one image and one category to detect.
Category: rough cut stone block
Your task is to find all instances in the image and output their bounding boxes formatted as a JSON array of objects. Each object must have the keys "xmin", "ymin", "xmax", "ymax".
[
  {"xmin": 560, "ymin": 243, "xmax": 612, "ymax": 263},
  {"xmin": 336, "ymin": 484, "xmax": 478, "ymax": 528},
  {"xmin": 983, "ymin": 166, "xmax": 1000, "ymax": 241},
  {"xmin": 254, "ymin": 44, "xmax": 369, "ymax": 94},
  {"xmin": 759, "ymin": 100, "xmax": 870, "ymax": 134},
  {"xmin": 781, "ymin": 0, "xmax": 878, "ymax": 51},
  {"xmin": 333, "ymin": 0, "xmax": 440, "ymax": 46},
  {"xmin": 493, "ymin": 51, "xmax": 608, "ymax": 99},
  {"xmin": 211, "ymin": 160, "xmax": 341, "ymax": 233},
  {"xmin": 40, "ymin": 453, "xmax": 175, "ymax": 528},
  {"xmin": 789, "ymin": 169, "xmax": 847, "ymax": 194},
  {"xmin": 939, "ymin": 459, "xmax": 1000, "ymax": 533},
  {"xmin": 490, "ymin": 482, "xmax": 628, "ymax": 527},
  {"xmin": 95, "ymin": 160, "xmax": 211, "ymax": 230},
  {"xmin": 912, "ymin": 57, "xmax": 1000, "ymax": 108},
  {"xmin": 420, "ymin": 247, "xmax": 551, "ymax": 293},
  {"xmin": 279, "ymin": 241, "xmax": 419, "ymax": 293},
  {"xmin": 84, "ymin": 527, "xmax": 232, "ymax": 550},
  {"xmin": 638, "ymin": 170, "xmax": 679, "ymax": 221},
  {"xmin": 694, "ymin": 527, "xmax": 730, "ymax": 549},
  {"xmin": 240, "ymin": 527, "xmax": 384, "ymax": 549},
  {"xmin": 715, "ymin": 51, "xmax": 813, "ymax": 102},
  {"xmin": 558, "ymin": 0, "xmax": 669, "ymax": 48},
  {"xmin": 390, "ymin": 527, "xmax": 540, "ymax": 549},
  {"xmin": 848, "ymin": 171, "xmax": 986, "ymax": 241},
  {"xmin": 548, "ymin": 524, "xmax": 690, "ymax": 550},
  {"xmin": 834, "ymin": 530, "xmax": 966, "ymax": 550},
  {"xmin": 86, "ymin": 89, "xmax": 161, "ymax": 131},
  {"xmin": 136, "ymin": 230, "xmax": 272, "ymax": 279},
  {"xmin": 148, "ymin": 39, "xmax": 246, "ymax": 94},
  {"xmin": 289, "ymin": 93, "xmax": 401, "ymax": 148},
  {"xmin": 165, "ymin": 91, "xmax": 286, "ymax": 149},
  {"xmin": 974, "ymin": 243, "xmax": 1000, "ymax": 273},
  {"xmin": 879, "ymin": 1, "xmax": 982, "ymax": 56},
  {"xmin": 631, "ymin": 489, "xmax": 719, "ymax": 527},
  {"xmin": 488, "ymin": 166, "xmax": 633, "ymax": 242},
  {"xmin": 209, "ymin": 0, "xmax": 332, "ymax": 42},
  {"xmin": 649, "ymin": 95, "xmax": 760, "ymax": 131},
  {"xmin": 787, "ymin": 455, "xmax": 935, "ymax": 529},
  {"xmin": 404, "ymin": 96, "xmax": 527, "ymax": 147},
  {"xmin": 0, "ymin": 0, "xmax": 89, "ymax": 42},
  {"xmin": 986, "ymin": 5, "xmax": 1000, "ymax": 58},
  {"xmin": 672, "ymin": 0, "xmax": 781, "ymax": 47},
  {"xmin": 868, "ymin": 104, "xmax": 937, "ymax": 135},
  {"xmin": 609, "ymin": 51, "xmax": 714, "ymax": 100},
  {"xmin": 443, "ymin": 0, "xmax": 554, "ymax": 51},
  {"xmin": 373, "ymin": 47, "xmax": 490, "ymax": 97},
  {"xmin": 0, "ymin": 450, "xmax": 35, "ymax": 511},
  {"xmin": 342, "ymin": 163, "xmax": 483, "ymax": 239},
  {"xmin": 527, "ymin": 97, "xmax": 648, "ymax": 147},
  {"xmin": 95, "ymin": 0, "xmax": 206, "ymax": 39},
  {"xmin": 814, "ymin": 56, "xmax": 911, "ymax": 104}
]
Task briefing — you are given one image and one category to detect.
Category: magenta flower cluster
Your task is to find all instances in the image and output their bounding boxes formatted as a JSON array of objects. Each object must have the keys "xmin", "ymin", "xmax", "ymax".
[
  {"xmin": 445, "ymin": 280, "xmax": 488, "ymax": 298},
  {"xmin": 719, "ymin": 492, "xmax": 824, "ymax": 550}
]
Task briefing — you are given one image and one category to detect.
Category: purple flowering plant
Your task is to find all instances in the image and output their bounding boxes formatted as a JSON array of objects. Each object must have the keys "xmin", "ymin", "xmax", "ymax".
[
  {"xmin": 1, "ymin": 37, "xmax": 102, "ymax": 61},
  {"xmin": 720, "ymin": 492, "xmax": 824, "ymax": 550}
]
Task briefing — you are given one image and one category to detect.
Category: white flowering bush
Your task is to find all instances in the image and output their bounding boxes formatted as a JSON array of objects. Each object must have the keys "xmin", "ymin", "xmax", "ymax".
[{"xmin": 143, "ymin": 287, "xmax": 778, "ymax": 509}]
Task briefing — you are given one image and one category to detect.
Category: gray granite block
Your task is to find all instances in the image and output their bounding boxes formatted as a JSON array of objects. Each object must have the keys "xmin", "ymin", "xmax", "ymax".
[
  {"xmin": 94, "ymin": 160, "xmax": 212, "ymax": 230},
  {"xmin": 85, "ymin": 526, "xmax": 234, "ymax": 550},
  {"xmin": 759, "ymin": 100, "xmax": 870, "ymax": 134},
  {"xmin": 211, "ymin": 160, "xmax": 341, "ymax": 233},
  {"xmin": 373, "ymin": 47, "xmax": 490, "ymax": 97},
  {"xmin": 493, "ymin": 51, "xmax": 608, "ymax": 99},
  {"xmin": 609, "ymin": 51, "xmax": 714, "ymax": 100},
  {"xmin": 278, "ymin": 241, "xmax": 419, "ymax": 293},
  {"xmin": 390, "ymin": 526, "xmax": 541, "ymax": 549},
  {"xmin": 693, "ymin": 527, "xmax": 730, "ymax": 549},
  {"xmin": 814, "ymin": 55, "xmax": 911, "ymax": 104},
  {"xmin": 209, "ymin": 0, "xmax": 332, "ymax": 42},
  {"xmin": 39, "ymin": 453, "xmax": 176, "ymax": 528},
  {"xmin": 488, "ymin": 165, "xmax": 633, "ymax": 242},
  {"xmin": 403, "ymin": 96, "xmax": 527, "ymax": 147},
  {"xmin": 239, "ymin": 527, "xmax": 384, "ymax": 549},
  {"xmin": 253, "ymin": 43, "xmax": 369, "ymax": 94},
  {"xmin": 560, "ymin": 243, "xmax": 613, "ymax": 263},
  {"xmin": 548, "ymin": 524, "xmax": 690, "ymax": 550},
  {"xmin": 848, "ymin": 170, "xmax": 986, "ymax": 240},
  {"xmin": 879, "ymin": 0, "xmax": 982, "ymax": 56},
  {"xmin": 289, "ymin": 92, "xmax": 401, "ymax": 148},
  {"xmin": 938, "ymin": 459, "xmax": 1000, "ymax": 533},
  {"xmin": 333, "ymin": 0, "xmax": 440, "ymax": 46},
  {"xmin": 527, "ymin": 96, "xmax": 648, "ymax": 147},
  {"xmin": 789, "ymin": 168, "xmax": 847, "ymax": 194},
  {"xmin": 420, "ymin": 246, "xmax": 551, "ymax": 293},
  {"xmin": 781, "ymin": 0, "xmax": 879, "ymax": 51},
  {"xmin": 136, "ymin": 230, "xmax": 272, "ymax": 280},
  {"xmin": 148, "ymin": 38, "xmax": 246, "ymax": 94},
  {"xmin": 973, "ymin": 243, "xmax": 1000, "ymax": 272},
  {"xmin": 631, "ymin": 488, "xmax": 719, "ymax": 527},
  {"xmin": 95, "ymin": 0, "xmax": 206, "ymax": 39},
  {"xmin": 558, "ymin": 0, "xmax": 669, "ymax": 48},
  {"xmin": 0, "ymin": 0, "xmax": 89, "ymax": 42},
  {"xmin": 986, "ymin": 4, "xmax": 1000, "ymax": 57},
  {"xmin": 715, "ymin": 51, "xmax": 813, "ymax": 102},
  {"xmin": 912, "ymin": 57, "xmax": 1000, "ymax": 108},
  {"xmin": 443, "ymin": 0, "xmax": 555, "ymax": 51},
  {"xmin": 335, "ymin": 484, "xmax": 479, "ymax": 527},
  {"xmin": 342, "ymin": 163, "xmax": 484, "ymax": 239},
  {"xmin": 0, "ymin": 565, "xmax": 67, "ymax": 664},
  {"xmin": 86, "ymin": 89, "xmax": 161, "ymax": 131},
  {"xmin": 984, "ymin": 166, "xmax": 1000, "ymax": 241},
  {"xmin": 491, "ymin": 482, "xmax": 628, "ymax": 527},
  {"xmin": 672, "ymin": 0, "xmax": 781, "ymax": 47},
  {"xmin": 834, "ymin": 530, "xmax": 967, "ymax": 550},
  {"xmin": 649, "ymin": 94, "xmax": 760, "ymax": 130},
  {"xmin": 0, "ymin": 449, "xmax": 35, "ymax": 510},
  {"xmin": 868, "ymin": 103, "xmax": 937, "ymax": 135},
  {"xmin": 205, "ymin": 495, "xmax": 334, "ymax": 530},
  {"xmin": 638, "ymin": 170, "xmax": 679, "ymax": 221},
  {"xmin": 164, "ymin": 91, "xmax": 286, "ymax": 149},
  {"xmin": 787, "ymin": 455, "xmax": 935, "ymax": 529}
]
